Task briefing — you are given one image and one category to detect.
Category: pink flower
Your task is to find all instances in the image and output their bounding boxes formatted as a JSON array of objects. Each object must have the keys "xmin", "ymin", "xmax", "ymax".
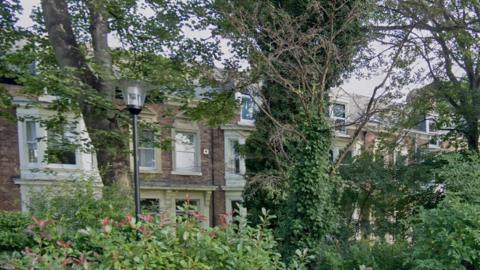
[
  {"xmin": 140, "ymin": 214, "xmax": 154, "ymax": 223},
  {"xmin": 138, "ymin": 226, "xmax": 151, "ymax": 236},
  {"xmin": 192, "ymin": 211, "xmax": 207, "ymax": 221},
  {"xmin": 101, "ymin": 218, "xmax": 112, "ymax": 226},
  {"xmin": 31, "ymin": 216, "xmax": 51, "ymax": 230},
  {"xmin": 218, "ymin": 213, "xmax": 228, "ymax": 227},
  {"xmin": 126, "ymin": 213, "xmax": 134, "ymax": 223}
]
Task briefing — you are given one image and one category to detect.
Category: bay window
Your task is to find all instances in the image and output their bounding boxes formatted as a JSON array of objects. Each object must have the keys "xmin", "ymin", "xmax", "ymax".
[{"xmin": 46, "ymin": 123, "xmax": 77, "ymax": 165}]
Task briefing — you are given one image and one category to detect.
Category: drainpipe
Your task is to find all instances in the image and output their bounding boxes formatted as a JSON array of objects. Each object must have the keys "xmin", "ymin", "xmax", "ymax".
[{"xmin": 211, "ymin": 128, "xmax": 215, "ymax": 225}]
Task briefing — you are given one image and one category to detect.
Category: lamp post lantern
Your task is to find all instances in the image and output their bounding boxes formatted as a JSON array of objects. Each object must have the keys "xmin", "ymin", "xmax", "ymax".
[{"xmin": 121, "ymin": 80, "xmax": 148, "ymax": 224}]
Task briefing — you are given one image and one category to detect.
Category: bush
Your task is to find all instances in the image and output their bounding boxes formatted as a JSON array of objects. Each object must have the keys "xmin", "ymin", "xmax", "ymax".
[
  {"xmin": 0, "ymin": 180, "xmax": 307, "ymax": 269},
  {"xmin": 27, "ymin": 180, "xmax": 132, "ymax": 237},
  {"xmin": 0, "ymin": 211, "xmax": 33, "ymax": 252},
  {"xmin": 342, "ymin": 240, "xmax": 412, "ymax": 270},
  {"xmin": 1, "ymin": 210, "xmax": 294, "ymax": 269},
  {"xmin": 409, "ymin": 197, "xmax": 480, "ymax": 269},
  {"xmin": 407, "ymin": 153, "xmax": 480, "ymax": 269}
]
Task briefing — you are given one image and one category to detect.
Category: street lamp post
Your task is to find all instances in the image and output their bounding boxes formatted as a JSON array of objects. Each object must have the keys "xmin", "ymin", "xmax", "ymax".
[{"xmin": 121, "ymin": 80, "xmax": 148, "ymax": 224}]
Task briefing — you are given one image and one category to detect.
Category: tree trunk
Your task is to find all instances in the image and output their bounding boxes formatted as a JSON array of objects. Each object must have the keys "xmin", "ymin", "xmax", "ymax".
[{"xmin": 41, "ymin": 0, "xmax": 129, "ymax": 186}]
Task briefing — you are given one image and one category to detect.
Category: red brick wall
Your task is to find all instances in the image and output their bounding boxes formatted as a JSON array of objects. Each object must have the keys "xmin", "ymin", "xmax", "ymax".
[
  {"xmin": 137, "ymin": 104, "xmax": 248, "ymax": 226},
  {"xmin": 139, "ymin": 104, "xmax": 215, "ymax": 185},
  {"xmin": 0, "ymin": 109, "xmax": 21, "ymax": 211}
]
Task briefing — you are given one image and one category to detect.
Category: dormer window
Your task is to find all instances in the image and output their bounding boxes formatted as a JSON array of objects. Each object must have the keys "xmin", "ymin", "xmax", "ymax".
[
  {"xmin": 331, "ymin": 103, "xmax": 347, "ymax": 134},
  {"xmin": 426, "ymin": 115, "xmax": 437, "ymax": 133}
]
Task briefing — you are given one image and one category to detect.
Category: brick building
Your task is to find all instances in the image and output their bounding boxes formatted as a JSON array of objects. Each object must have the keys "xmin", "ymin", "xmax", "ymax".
[
  {"xmin": 0, "ymin": 82, "xmax": 441, "ymax": 226},
  {"xmin": 0, "ymin": 82, "xmax": 255, "ymax": 227}
]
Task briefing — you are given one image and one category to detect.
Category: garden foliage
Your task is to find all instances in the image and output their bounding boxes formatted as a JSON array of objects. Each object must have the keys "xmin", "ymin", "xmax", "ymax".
[
  {"xmin": 0, "ymin": 211, "xmax": 33, "ymax": 252},
  {"xmin": 278, "ymin": 116, "xmax": 339, "ymax": 265},
  {"xmin": 0, "ymin": 181, "xmax": 306, "ymax": 270}
]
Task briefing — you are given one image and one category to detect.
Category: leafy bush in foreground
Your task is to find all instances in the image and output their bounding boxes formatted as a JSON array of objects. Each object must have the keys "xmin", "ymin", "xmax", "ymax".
[
  {"xmin": 0, "ymin": 211, "xmax": 33, "ymax": 252},
  {"xmin": 407, "ymin": 153, "xmax": 480, "ymax": 269},
  {"xmin": 1, "ymin": 210, "xmax": 298, "ymax": 270},
  {"xmin": 0, "ymin": 180, "xmax": 303, "ymax": 269}
]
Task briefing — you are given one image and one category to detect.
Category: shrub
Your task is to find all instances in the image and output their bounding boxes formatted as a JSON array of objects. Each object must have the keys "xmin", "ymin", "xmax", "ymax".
[
  {"xmin": 409, "ymin": 197, "xmax": 480, "ymax": 269},
  {"xmin": 341, "ymin": 240, "xmax": 412, "ymax": 270},
  {"xmin": 0, "ymin": 180, "xmax": 306, "ymax": 269},
  {"xmin": 0, "ymin": 211, "xmax": 33, "ymax": 252},
  {"xmin": 1, "ymin": 210, "xmax": 293, "ymax": 269},
  {"xmin": 407, "ymin": 153, "xmax": 480, "ymax": 269},
  {"xmin": 27, "ymin": 180, "xmax": 132, "ymax": 236}
]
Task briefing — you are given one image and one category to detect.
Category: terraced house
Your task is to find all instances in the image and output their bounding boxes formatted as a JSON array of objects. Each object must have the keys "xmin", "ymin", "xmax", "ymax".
[
  {"xmin": 0, "ymin": 82, "xmax": 442, "ymax": 227},
  {"xmin": 0, "ymin": 80, "xmax": 255, "ymax": 226}
]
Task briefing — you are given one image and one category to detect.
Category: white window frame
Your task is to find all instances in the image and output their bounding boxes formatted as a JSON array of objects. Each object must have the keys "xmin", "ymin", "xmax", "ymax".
[
  {"xmin": 24, "ymin": 121, "xmax": 40, "ymax": 164},
  {"xmin": 330, "ymin": 102, "xmax": 348, "ymax": 135},
  {"xmin": 225, "ymin": 190, "xmax": 245, "ymax": 223},
  {"xmin": 138, "ymin": 128, "xmax": 157, "ymax": 171},
  {"xmin": 425, "ymin": 114, "xmax": 438, "ymax": 134},
  {"xmin": 425, "ymin": 113, "xmax": 444, "ymax": 148},
  {"xmin": 175, "ymin": 198, "xmax": 200, "ymax": 217},
  {"xmin": 18, "ymin": 117, "xmax": 80, "ymax": 170},
  {"xmin": 224, "ymin": 131, "xmax": 246, "ymax": 180},
  {"xmin": 140, "ymin": 197, "xmax": 161, "ymax": 214},
  {"xmin": 172, "ymin": 130, "xmax": 202, "ymax": 175}
]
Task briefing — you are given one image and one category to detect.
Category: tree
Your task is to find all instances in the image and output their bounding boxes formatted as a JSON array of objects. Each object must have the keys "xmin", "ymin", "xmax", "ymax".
[
  {"xmin": 1, "ymin": 0, "xmax": 196, "ymax": 185},
  {"xmin": 173, "ymin": 0, "xmax": 371, "ymax": 265},
  {"xmin": 0, "ymin": 0, "xmax": 22, "ymax": 119},
  {"xmin": 376, "ymin": 0, "xmax": 480, "ymax": 151},
  {"xmin": 338, "ymin": 151, "xmax": 443, "ymax": 242},
  {"xmin": 408, "ymin": 153, "xmax": 480, "ymax": 269}
]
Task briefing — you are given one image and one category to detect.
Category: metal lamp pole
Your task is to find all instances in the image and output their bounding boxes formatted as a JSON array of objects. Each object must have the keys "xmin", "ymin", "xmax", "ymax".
[
  {"xmin": 121, "ymin": 80, "xmax": 147, "ymax": 225},
  {"xmin": 130, "ymin": 112, "xmax": 141, "ymax": 223}
]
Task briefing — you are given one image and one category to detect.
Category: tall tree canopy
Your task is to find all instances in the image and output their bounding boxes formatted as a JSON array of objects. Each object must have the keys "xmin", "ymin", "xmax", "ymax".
[
  {"xmin": 173, "ymin": 0, "xmax": 371, "ymax": 266},
  {"xmin": 376, "ymin": 0, "xmax": 480, "ymax": 151},
  {"xmin": 1, "ymin": 0, "xmax": 201, "ymax": 185}
]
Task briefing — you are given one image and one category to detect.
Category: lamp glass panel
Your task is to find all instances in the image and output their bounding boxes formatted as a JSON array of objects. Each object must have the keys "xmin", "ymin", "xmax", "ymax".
[{"xmin": 123, "ymin": 84, "xmax": 146, "ymax": 108}]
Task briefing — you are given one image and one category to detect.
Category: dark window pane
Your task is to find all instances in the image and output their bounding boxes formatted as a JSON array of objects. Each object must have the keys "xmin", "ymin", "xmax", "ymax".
[
  {"xmin": 141, "ymin": 198, "xmax": 160, "ymax": 214},
  {"xmin": 332, "ymin": 103, "xmax": 346, "ymax": 118},
  {"xmin": 47, "ymin": 124, "xmax": 77, "ymax": 165},
  {"xmin": 175, "ymin": 199, "xmax": 199, "ymax": 217}
]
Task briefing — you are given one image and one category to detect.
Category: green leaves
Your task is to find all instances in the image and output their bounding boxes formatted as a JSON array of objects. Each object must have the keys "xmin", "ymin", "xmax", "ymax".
[{"xmin": 2, "ymin": 180, "xmax": 291, "ymax": 270}]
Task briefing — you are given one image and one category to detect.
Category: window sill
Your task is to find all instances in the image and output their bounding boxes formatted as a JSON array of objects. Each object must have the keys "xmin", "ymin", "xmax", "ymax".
[
  {"xmin": 171, "ymin": 171, "xmax": 202, "ymax": 176},
  {"xmin": 139, "ymin": 167, "xmax": 161, "ymax": 174},
  {"xmin": 334, "ymin": 132, "xmax": 350, "ymax": 138},
  {"xmin": 23, "ymin": 164, "xmax": 80, "ymax": 170},
  {"xmin": 238, "ymin": 120, "xmax": 255, "ymax": 126},
  {"xmin": 225, "ymin": 173, "xmax": 245, "ymax": 180}
]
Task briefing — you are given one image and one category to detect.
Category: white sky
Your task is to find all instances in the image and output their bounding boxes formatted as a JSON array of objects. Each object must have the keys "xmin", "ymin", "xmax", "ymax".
[{"xmin": 17, "ymin": 0, "xmax": 412, "ymax": 97}]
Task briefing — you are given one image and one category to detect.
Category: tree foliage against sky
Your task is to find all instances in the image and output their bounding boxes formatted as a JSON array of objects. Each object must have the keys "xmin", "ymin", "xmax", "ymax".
[
  {"xmin": 0, "ymin": 0, "xmax": 206, "ymax": 185},
  {"xmin": 375, "ymin": 0, "xmax": 480, "ymax": 151}
]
